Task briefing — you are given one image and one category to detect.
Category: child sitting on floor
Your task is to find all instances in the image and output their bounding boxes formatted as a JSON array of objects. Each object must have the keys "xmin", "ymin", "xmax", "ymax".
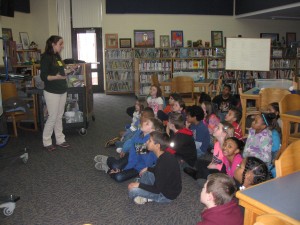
[
  {"xmin": 234, "ymin": 156, "xmax": 269, "ymax": 190},
  {"xmin": 184, "ymin": 122, "xmax": 234, "ymax": 187},
  {"xmin": 94, "ymin": 117, "xmax": 164, "ymax": 183},
  {"xmin": 147, "ymin": 84, "xmax": 164, "ymax": 116},
  {"xmin": 197, "ymin": 173, "xmax": 243, "ymax": 225},
  {"xmin": 243, "ymin": 113, "xmax": 274, "ymax": 165},
  {"xmin": 105, "ymin": 99, "xmax": 144, "ymax": 148},
  {"xmin": 128, "ymin": 131, "xmax": 182, "ymax": 205},
  {"xmin": 222, "ymin": 137, "xmax": 244, "ymax": 178},
  {"xmin": 158, "ymin": 97, "xmax": 186, "ymax": 126},
  {"xmin": 212, "ymin": 84, "xmax": 238, "ymax": 122},
  {"xmin": 201, "ymin": 101, "xmax": 220, "ymax": 149},
  {"xmin": 166, "ymin": 112, "xmax": 197, "ymax": 169},
  {"xmin": 224, "ymin": 106, "xmax": 243, "ymax": 140},
  {"xmin": 186, "ymin": 105, "xmax": 210, "ymax": 158},
  {"xmin": 157, "ymin": 93, "xmax": 181, "ymax": 122}
]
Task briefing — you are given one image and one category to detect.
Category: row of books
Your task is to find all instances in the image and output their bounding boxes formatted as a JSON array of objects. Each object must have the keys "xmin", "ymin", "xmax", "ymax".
[
  {"xmin": 133, "ymin": 47, "xmax": 225, "ymax": 59},
  {"xmin": 139, "ymin": 73, "xmax": 171, "ymax": 84},
  {"xmin": 207, "ymin": 70, "xmax": 224, "ymax": 79},
  {"xmin": 107, "ymin": 81, "xmax": 133, "ymax": 92},
  {"xmin": 106, "ymin": 71, "xmax": 133, "ymax": 80},
  {"xmin": 173, "ymin": 59, "xmax": 205, "ymax": 70},
  {"xmin": 208, "ymin": 59, "xmax": 225, "ymax": 69},
  {"xmin": 270, "ymin": 59, "xmax": 296, "ymax": 69},
  {"xmin": 178, "ymin": 48, "xmax": 224, "ymax": 58},
  {"xmin": 212, "ymin": 69, "xmax": 295, "ymax": 81},
  {"xmin": 105, "ymin": 49, "xmax": 133, "ymax": 59},
  {"xmin": 106, "ymin": 61, "xmax": 133, "ymax": 70},
  {"xmin": 138, "ymin": 60, "xmax": 172, "ymax": 71},
  {"xmin": 17, "ymin": 51, "xmax": 41, "ymax": 63},
  {"xmin": 136, "ymin": 58, "xmax": 225, "ymax": 72},
  {"xmin": 259, "ymin": 70, "xmax": 295, "ymax": 79}
]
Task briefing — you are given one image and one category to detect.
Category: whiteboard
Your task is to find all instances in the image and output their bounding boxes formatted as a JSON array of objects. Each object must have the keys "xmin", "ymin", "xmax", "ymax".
[{"xmin": 225, "ymin": 38, "xmax": 271, "ymax": 71}]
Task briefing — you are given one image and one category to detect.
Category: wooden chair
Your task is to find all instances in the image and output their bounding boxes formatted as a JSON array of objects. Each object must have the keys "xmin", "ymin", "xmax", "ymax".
[
  {"xmin": 208, "ymin": 75, "xmax": 223, "ymax": 97},
  {"xmin": 1, "ymin": 82, "xmax": 38, "ymax": 137},
  {"xmin": 259, "ymin": 88, "xmax": 290, "ymax": 112},
  {"xmin": 151, "ymin": 74, "xmax": 165, "ymax": 96},
  {"xmin": 254, "ymin": 214, "xmax": 293, "ymax": 225},
  {"xmin": 151, "ymin": 74, "xmax": 159, "ymax": 87},
  {"xmin": 279, "ymin": 94, "xmax": 300, "ymax": 144},
  {"xmin": 242, "ymin": 88, "xmax": 290, "ymax": 127},
  {"xmin": 171, "ymin": 76, "xmax": 195, "ymax": 106},
  {"xmin": 275, "ymin": 139, "xmax": 300, "ymax": 177}
]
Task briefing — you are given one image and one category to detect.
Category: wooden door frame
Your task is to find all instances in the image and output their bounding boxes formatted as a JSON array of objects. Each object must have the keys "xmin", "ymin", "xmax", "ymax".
[{"xmin": 71, "ymin": 27, "xmax": 104, "ymax": 93}]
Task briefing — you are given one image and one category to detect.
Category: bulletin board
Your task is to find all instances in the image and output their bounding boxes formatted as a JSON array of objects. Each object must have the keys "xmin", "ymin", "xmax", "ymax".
[{"xmin": 225, "ymin": 38, "xmax": 271, "ymax": 71}]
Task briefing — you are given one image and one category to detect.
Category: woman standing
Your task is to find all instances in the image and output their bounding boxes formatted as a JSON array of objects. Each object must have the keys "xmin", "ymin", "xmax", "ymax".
[{"xmin": 40, "ymin": 35, "xmax": 70, "ymax": 151}]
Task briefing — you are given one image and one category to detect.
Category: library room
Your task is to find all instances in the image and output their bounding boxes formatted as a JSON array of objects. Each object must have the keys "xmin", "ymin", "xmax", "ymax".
[{"xmin": 0, "ymin": 0, "xmax": 299, "ymax": 224}]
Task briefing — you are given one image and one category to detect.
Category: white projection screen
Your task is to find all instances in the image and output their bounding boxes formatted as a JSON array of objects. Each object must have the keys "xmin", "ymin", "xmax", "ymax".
[{"xmin": 225, "ymin": 38, "xmax": 271, "ymax": 71}]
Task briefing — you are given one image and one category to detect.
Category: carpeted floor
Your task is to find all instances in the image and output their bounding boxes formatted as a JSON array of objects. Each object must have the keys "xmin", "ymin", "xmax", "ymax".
[{"xmin": 0, "ymin": 93, "xmax": 204, "ymax": 225}]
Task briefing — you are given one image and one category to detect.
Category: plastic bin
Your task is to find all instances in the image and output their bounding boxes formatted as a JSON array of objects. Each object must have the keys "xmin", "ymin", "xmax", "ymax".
[{"xmin": 255, "ymin": 79, "xmax": 293, "ymax": 90}]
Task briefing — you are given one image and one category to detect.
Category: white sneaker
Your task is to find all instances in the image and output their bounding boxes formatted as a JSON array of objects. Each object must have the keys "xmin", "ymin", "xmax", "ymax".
[
  {"xmin": 133, "ymin": 196, "xmax": 153, "ymax": 205},
  {"xmin": 94, "ymin": 155, "xmax": 108, "ymax": 164},
  {"xmin": 116, "ymin": 148, "xmax": 122, "ymax": 153},
  {"xmin": 95, "ymin": 162, "xmax": 109, "ymax": 172}
]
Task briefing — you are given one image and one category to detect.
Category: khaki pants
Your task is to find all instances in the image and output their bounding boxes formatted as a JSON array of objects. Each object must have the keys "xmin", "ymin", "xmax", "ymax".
[{"xmin": 43, "ymin": 90, "xmax": 67, "ymax": 147}]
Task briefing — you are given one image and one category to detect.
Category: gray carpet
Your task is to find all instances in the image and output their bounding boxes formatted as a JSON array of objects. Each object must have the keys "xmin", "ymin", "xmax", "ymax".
[{"xmin": 0, "ymin": 93, "xmax": 203, "ymax": 225}]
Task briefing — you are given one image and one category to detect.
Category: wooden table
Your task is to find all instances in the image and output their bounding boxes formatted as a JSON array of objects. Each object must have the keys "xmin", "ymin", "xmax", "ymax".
[
  {"xmin": 236, "ymin": 171, "xmax": 300, "ymax": 225},
  {"xmin": 160, "ymin": 79, "xmax": 214, "ymax": 96},
  {"xmin": 281, "ymin": 110, "xmax": 300, "ymax": 150},
  {"xmin": 240, "ymin": 87, "xmax": 261, "ymax": 135}
]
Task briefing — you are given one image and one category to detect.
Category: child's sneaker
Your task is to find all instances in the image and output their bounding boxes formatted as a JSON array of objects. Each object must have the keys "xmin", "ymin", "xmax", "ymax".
[
  {"xmin": 94, "ymin": 155, "xmax": 108, "ymax": 164},
  {"xmin": 95, "ymin": 162, "xmax": 109, "ymax": 172},
  {"xmin": 104, "ymin": 136, "xmax": 121, "ymax": 148},
  {"xmin": 116, "ymin": 148, "xmax": 122, "ymax": 154},
  {"xmin": 133, "ymin": 196, "xmax": 153, "ymax": 205}
]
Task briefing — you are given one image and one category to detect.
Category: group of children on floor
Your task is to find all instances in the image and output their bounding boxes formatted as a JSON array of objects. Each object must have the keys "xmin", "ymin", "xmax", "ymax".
[{"xmin": 94, "ymin": 83, "xmax": 282, "ymax": 225}]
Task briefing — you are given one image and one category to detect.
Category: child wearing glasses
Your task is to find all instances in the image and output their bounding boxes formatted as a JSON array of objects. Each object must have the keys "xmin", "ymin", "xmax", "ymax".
[{"xmin": 243, "ymin": 113, "xmax": 275, "ymax": 165}]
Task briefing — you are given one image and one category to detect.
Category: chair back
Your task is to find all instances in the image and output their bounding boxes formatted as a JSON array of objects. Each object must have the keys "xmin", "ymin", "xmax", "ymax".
[
  {"xmin": 211, "ymin": 75, "xmax": 223, "ymax": 96},
  {"xmin": 151, "ymin": 74, "xmax": 159, "ymax": 86},
  {"xmin": 254, "ymin": 214, "xmax": 293, "ymax": 225},
  {"xmin": 1, "ymin": 82, "xmax": 18, "ymax": 101},
  {"xmin": 279, "ymin": 94, "xmax": 300, "ymax": 114},
  {"xmin": 275, "ymin": 139, "xmax": 300, "ymax": 177},
  {"xmin": 171, "ymin": 76, "xmax": 194, "ymax": 96},
  {"xmin": 259, "ymin": 88, "xmax": 290, "ymax": 111}
]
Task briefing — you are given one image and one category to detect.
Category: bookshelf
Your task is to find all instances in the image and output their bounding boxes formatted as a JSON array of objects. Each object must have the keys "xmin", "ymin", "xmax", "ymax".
[
  {"xmin": 134, "ymin": 58, "xmax": 172, "ymax": 96},
  {"xmin": 254, "ymin": 47, "xmax": 296, "ymax": 81},
  {"xmin": 11, "ymin": 65, "xmax": 38, "ymax": 131},
  {"xmin": 16, "ymin": 49, "xmax": 41, "ymax": 64},
  {"xmin": 104, "ymin": 46, "xmax": 298, "ymax": 96},
  {"xmin": 105, "ymin": 48, "xmax": 134, "ymax": 94},
  {"xmin": 133, "ymin": 47, "xmax": 224, "ymax": 96}
]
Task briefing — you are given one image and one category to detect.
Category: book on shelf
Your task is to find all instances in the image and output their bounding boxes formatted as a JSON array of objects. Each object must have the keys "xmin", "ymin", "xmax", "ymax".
[{"xmin": 179, "ymin": 48, "xmax": 188, "ymax": 58}]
